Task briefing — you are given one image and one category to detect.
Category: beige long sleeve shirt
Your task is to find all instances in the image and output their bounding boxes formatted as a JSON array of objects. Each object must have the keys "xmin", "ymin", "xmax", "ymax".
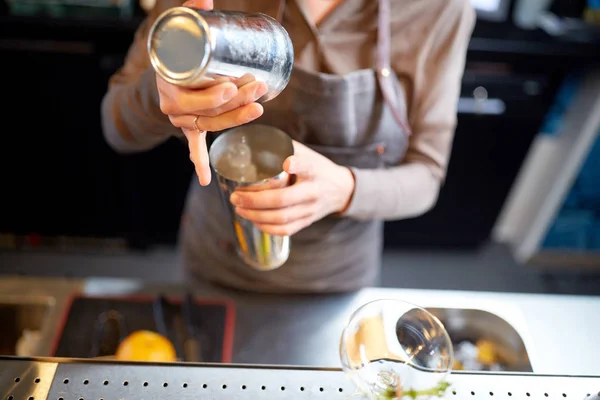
[{"xmin": 101, "ymin": 0, "xmax": 476, "ymax": 221}]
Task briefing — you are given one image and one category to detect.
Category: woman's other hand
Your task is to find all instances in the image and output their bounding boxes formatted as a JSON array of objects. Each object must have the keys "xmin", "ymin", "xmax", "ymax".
[
  {"xmin": 230, "ymin": 141, "xmax": 356, "ymax": 236},
  {"xmin": 156, "ymin": 0, "xmax": 267, "ymax": 186}
]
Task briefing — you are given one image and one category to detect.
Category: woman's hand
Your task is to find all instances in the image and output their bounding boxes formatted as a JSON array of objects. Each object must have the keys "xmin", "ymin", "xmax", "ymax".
[
  {"xmin": 230, "ymin": 141, "xmax": 356, "ymax": 236},
  {"xmin": 156, "ymin": 0, "xmax": 268, "ymax": 186}
]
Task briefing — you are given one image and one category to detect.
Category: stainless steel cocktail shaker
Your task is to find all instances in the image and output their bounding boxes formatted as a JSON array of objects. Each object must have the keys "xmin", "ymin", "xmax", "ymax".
[
  {"xmin": 147, "ymin": 8, "xmax": 296, "ymax": 270},
  {"xmin": 209, "ymin": 125, "xmax": 294, "ymax": 271},
  {"xmin": 147, "ymin": 6, "xmax": 294, "ymax": 102}
]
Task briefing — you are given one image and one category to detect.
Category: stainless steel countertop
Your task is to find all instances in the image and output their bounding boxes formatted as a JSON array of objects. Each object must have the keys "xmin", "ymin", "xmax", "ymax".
[
  {"xmin": 2, "ymin": 276, "xmax": 599, "ymax": 376},
  {"xmin": 3, "ymin": 357, "xmax": 600, "ymax": 400}
]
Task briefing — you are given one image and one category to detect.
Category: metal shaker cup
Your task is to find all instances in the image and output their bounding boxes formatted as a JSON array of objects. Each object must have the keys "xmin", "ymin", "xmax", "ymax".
[
  {"xmin": 147, "ymin": 6, "xmax": 294, "ymax": 102},
  {"xmin": 209, "ymin": 125, "xmax": 294, "ymax": 271}
]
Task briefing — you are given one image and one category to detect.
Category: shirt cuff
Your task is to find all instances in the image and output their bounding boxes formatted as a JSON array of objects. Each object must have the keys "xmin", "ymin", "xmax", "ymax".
[
  {"xmin": 340, "ymin": 164, "xmax": 441, "ymax": 221},
  {"xmin": 341, "ymin": 167, "xmax": 382, "ymax": 220}
]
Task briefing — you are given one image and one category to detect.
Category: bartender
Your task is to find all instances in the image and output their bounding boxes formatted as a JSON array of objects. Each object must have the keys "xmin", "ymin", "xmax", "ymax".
[{"xmin": 101, "ymin": 0, "xmax": 475, "ymax": 293}]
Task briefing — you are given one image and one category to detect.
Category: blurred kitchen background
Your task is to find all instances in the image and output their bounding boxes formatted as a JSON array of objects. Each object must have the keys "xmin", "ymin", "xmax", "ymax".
[{"xmin": 1, "ymin": 0, "xmax": 600, "ymax": 295}]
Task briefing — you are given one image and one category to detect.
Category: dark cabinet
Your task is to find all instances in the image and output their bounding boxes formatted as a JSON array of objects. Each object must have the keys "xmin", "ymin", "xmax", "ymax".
[
  {"xmin": 1, "ymin": 41, "xmax": 125, "ymax": 238},
  {"xmin": 0, "ymin": 34, "xmax": 194, "ymax": 248},
  {"xmin": 117, "ymin": 138, "xmax": 194, "ymax": 249},
  {"xmin": 384, "ymin": 69, "xmax": 556, "ymax": 248},
  {"xmin": 0, "ymin": 17, "xmax": 194, "ymax": 249}
]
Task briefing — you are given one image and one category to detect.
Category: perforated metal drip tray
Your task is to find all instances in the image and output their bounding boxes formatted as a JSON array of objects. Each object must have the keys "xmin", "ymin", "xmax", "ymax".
[{"xmin": 1, "ymin": 356, "xmax": 598, "ymax": 400}]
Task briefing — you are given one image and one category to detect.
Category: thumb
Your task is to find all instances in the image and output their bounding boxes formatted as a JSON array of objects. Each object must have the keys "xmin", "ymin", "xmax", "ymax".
[
  {"xmin": 283, "ymin": 155, "xmax": 314, "ymax": 178},
  {"xmin": 183, "ymin": 0, "xmax": 213, "ymax": 9}
]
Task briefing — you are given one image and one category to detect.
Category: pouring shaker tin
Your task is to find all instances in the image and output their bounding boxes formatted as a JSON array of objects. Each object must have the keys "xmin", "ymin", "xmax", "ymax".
[
  {"xmin": 209, "ymin": 125, "xmax": 294, "ymax": 271},
  {"xmin": 147, "ymin": 6, "xmax": 294, "ymax": 102}
]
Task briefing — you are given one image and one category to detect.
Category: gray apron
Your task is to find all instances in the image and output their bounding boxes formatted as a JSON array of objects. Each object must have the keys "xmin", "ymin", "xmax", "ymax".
[{"xmin": 180, "ymin": 0, "xmax": 411, "ymax": 293}]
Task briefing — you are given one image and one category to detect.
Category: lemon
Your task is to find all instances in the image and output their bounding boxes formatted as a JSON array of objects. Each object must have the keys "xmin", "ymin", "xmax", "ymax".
[{"xmin": 114, "ymin": 330, "xmax": 177, "ymax": 362}]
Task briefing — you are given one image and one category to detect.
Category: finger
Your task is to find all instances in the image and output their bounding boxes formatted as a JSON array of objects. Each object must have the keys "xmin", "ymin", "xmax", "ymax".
[
  {"xmin": 232, "ymin": 73, "xmax": 256, "ymax": 87},
  {"xmin": 183, "ymin": 128, "xmax": 211, "ymax": 186},
  {"xmin": 158, "ymin": 79, "xmax": 238, "ymax": 115},
  {"xmin": 169, "ymin": 101, "xmax": 263, "ymax": 131},
  {"xmin": 230, "ymin": 181, "xmax": 318, "ymax": 210},
  {"xmin": 283, "ymin": 155, "xmax": 316, "ymax": 178},
  {"xmin": 200, "ymin": 80, "xmax": 268, "ymax": 117},
  {"xmin": 254, "ymin": 218, "xmax": 313, "ymax": 236},
  {"xmin": 192, "ymin": 103, "xmax": 264, "ymax": 132},
  {"xmin": 235, "ymin": 202, "xmax": 314, "ymax": 225},
  {"xmin": 291, "ymin": 140, "xmax": 313, "ymax": 155},
  {"xmin": 183, "ymin": 0, "xmax": 213, "ymax": 9},
  {"xmin": 201, "ymin": 74, "xmax": 253, "ymax": 87}
]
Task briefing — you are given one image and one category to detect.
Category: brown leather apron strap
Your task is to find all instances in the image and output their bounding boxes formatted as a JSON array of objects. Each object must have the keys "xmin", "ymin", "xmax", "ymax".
[{"xmin": 376, "ymin": 0, "xmax": 413, "ymax": 136}]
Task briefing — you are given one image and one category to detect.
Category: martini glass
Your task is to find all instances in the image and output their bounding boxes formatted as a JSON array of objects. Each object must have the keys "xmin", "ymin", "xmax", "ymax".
[{"xmin": 339, "ymin": 299, "xmax": 454, "ymax": 399}]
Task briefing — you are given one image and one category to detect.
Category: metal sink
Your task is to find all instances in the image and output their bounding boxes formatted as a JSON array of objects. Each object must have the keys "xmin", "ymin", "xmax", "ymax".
[
  {"xmin": 426, "ymin": 308, "xmax": 532, "ymax": 372},
  {"xmin": 0, "ymin": 295, "xmax": 56, "ymax": 356}
]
